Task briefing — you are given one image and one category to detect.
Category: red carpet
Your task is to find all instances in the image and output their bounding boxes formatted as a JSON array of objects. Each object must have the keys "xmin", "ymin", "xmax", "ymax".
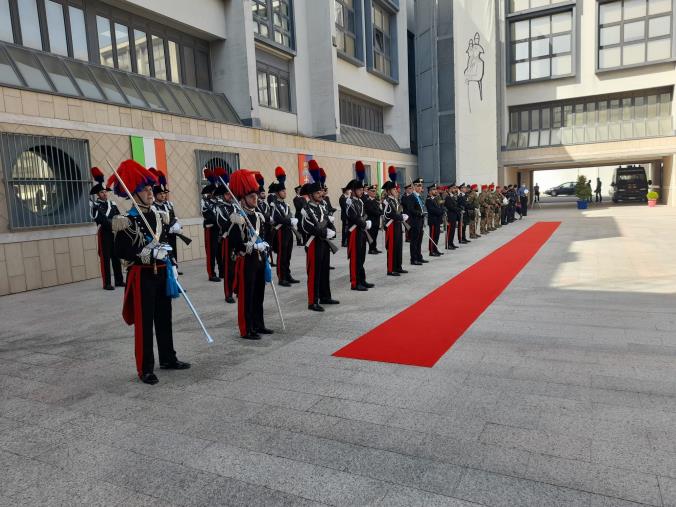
[{"xmin": 333, "ymin": 222, "xmax": 561, "ymax": 367}]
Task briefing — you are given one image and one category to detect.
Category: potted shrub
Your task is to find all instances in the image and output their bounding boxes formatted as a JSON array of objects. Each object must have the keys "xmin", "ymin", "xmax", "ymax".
[
  {"xmin": 647, "ymin": 190, "xmax": 659, "ymax": 207},
  {"xmin": 574, "ymin": 175, "xmax": 592, "ymax": 209}
]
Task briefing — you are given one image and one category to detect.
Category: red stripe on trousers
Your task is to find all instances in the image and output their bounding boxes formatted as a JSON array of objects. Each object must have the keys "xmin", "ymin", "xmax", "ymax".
[
  {"xmin": 306, "ymin": 241, "xmax": 316, "ymax": 305},
  {"xmin": 277, "ymin": 229, "xmax": 283, "ymax": 281},
  {"xmin": 222, "ymin": 237, "xmax": 231, "ymax": 298},
  {"xmin": 121, "ymin": 265, "xmax": 145, "ymax": 377},
  {"xmin": 387, "ymin": 224, "xmax": 394, "ymax": 273},
  {"xmin": 205, "ymin": 229, "xmax": 213, "ymax": 277},
  {"xmin": 235, "ymin": 256, "xmax": 247, "ymax": 336},
  {"xmin": 348, "ymin": 229, "xmax": 357, "ymax": 289},
  {"xmin": 97, "ymin": 229, "xmax": 106, "ymax": 287}
]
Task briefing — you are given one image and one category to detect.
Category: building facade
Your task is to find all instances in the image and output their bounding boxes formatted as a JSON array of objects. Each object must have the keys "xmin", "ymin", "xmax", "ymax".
[{"xmin": 0, "ymin": 0, "xmax": 416, "ymax": 295}]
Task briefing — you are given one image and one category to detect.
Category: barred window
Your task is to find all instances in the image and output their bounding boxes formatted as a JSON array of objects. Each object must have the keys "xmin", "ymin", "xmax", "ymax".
[
  {"xmin": 598, "ymin": 0, "xmax": 673, "ymax": 70},
  {"xmin": 252, "ymin": 0, "xmax": 295, "ymax": 50},
  {"xmin": 195, "ymin": 149, "xmax": 240, "ymax": 192},
  {"xmin": 339, "ymin": 93, "xmax": 384, "ymax": 133},
  {"xmin": 0, "ymin": 133, "xmax": 91, "ymax": 229}
]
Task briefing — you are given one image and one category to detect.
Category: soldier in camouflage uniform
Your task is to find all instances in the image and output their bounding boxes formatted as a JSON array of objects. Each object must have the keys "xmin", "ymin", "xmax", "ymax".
[
  {"xmin": 467, "ymin": 184, "xmax": 480, "ymax": 239},
  {"xmin": 479, "ymin": 184, "xmax": 490, "ymax": 234}
]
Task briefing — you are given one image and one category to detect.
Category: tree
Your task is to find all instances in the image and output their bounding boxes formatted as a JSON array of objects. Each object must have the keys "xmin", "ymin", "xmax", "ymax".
[{"xmin": 575, "ymin": 175, "xmax": 592, "ymax": 201}]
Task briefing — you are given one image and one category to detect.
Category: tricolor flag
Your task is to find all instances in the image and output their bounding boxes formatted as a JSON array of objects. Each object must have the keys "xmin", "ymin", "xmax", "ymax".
[{"xmin": 130, "ymin": 136, "xmax": 167, "ymax": 175}]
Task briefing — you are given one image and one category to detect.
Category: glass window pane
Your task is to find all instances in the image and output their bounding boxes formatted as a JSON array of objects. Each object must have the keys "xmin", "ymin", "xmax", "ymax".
[
  {"xmin": 647, "ymin": 94, "xmax": 658, "ymax": 117},
  {"xmin": 512, "ymin": 20, "xmax": 529, "ymax": 40},
  {"xmin": 151, "ymin": 36, "xmax": 166, "ymax": 80},
  {"xmin": 647, "ymin": 37, "xmax": 671, "ymax": 61},
  {"xmin": 279, "ymin": 77, "xmax": 290, "ymax": 111},
  {"xmin": 564, "ymin": 104, "xmax": 573, "ymax": 126},
  {"xmin": 510, "ymin": 111, "xmax": 519, "ymax": 132},
  {"xmin": 169, "ymin": 86, "xmax": 198, "ymax": 116},
  {"xmin": 112, "ymin": 71, "xmax": 148, "ymax": 107},
  {"xmin": 510, "ymin": 0, "xmax": 529, "ymax": 12},
  {"xmin": 649, "ymin": 16, "xmax": 671, "ymax": 38},
  {"xmin": 623, "ymin": 42, "xmax": 646, "ymax": 65},
  {"xmin": 552, "ymin": 106, "xmax": 562, "ymax": 127},
  {"xmin": 551, "ymin": 128, "xmax": 562, "ymax": 144},
  {"xmin": 561, "ymin": 127, "xmax": 573, "ymax": 144},
  {"xmin": 598, "ymin": 101, "xmax": 608, "ymax": 123},
  {"xmin": 69, "ymin": 7, "xmax": 88, "ymax": 61},
  {"xmin": 0, "ymin": 48, "xmax": 22, "ymax": 86},
  {"xmin": 5, "ymin": 46, "xmax": 52, "ymax": 90},
  {"xmin": 531, "ymin": 109, "xmax": 540, "ymax": 130},
  {"xmin": 114, "ymin": 23, "xmax": 131, "ymax": 72},
  {"xmin": 183, "ymin": 87, "xmax": 213, "ymax": 118},
  {"xmin": 599, "ymin": 46, "xmax": 621, "ymax": 68},
  {"xmin": 0, "ymin": 0, "xmax": 13, "ymax": 43},
  {"xmin": 63, "ymin": 60, "xmax": 104, "ymax": 99},
  {"xmin": 152, "ymin": 82, "xmax": 182, "ymax": 114},
  {"xmin": 532, "ymin": 38, "xmax": 549, "ymax": 58},
  {"xmin": 45, "ymin": 0, "xmax": 67, "ymax": 56},
  {"xmin": 649, "ymin": 0, "xmax": 672, "ymax": 15},
  {"xmin": 182, "ymin": 46, "xmax": 196, "ymax": 87},
  {"xmin": 539, "ymin": 129, "xmax": 550, "ymax": 146},
  {"xmin": 660, "ymin": 92, "xmax": 671, "ymax": 116},
  {"xmin": 531, "ymin": 17, "xmax": 550, "ymax": 37},
  {"xmin": 574, "ymin": 126, "xmax": 585, "ymax": 143},
  {"xmin": 624, "ymin": 0, "xmax": 646, "ymax": 19},
  {"xmin": 609, "ymin": 123, "xmax": 621, "ymax": 139},
  {"xmin": 36, "ymin": 53, "xmax": 78, "ymax": 95},
  {"xmin": 268, "ymin": 74, "xmax": 278, "ymax": 108},
  {"xmin": 97, "ymin": 16, "xmax": 113, "ymax": 67},
  {"xmin": 134, "ymin": 30, "xmax": 149, "ymax": 76},
  {"xmin": 129, "ymin": 74, "xmax": 165, "ymax": 110},
  {"xmin": 574, "ymin": 104, "xmax": 584, "ymax": 125},
  {"xmin": 623, "ymin": 20, "xmax": 645, "ymax": 43},
  {"xmin": 552, "ymin": 54, "xmax": 571, "ymax": 75},
  {"xmin": 88, "ymin": 66, "xmax": 127, "ymax": 104},
  {"xmin": 514, "ymin": 41, "xmax": 529, "ymax": 60},
  {"xmin": 600, "ymin": 1, "xmax": 622, "ymax": 24},
  {"xmin": 168, "ymin": 41, "xmax": 181, "ymax": 83},
  {"xmin": 518, "ymin": 132, "xmax": 528, "ymax": 148},
  {"xmin": 552, "ymin": 34, "xmax": 571, "ymax": 53},
  {"xmin": 586, "ymin": 126, "xmax": 597, "ymax": 142},
  {"xmin": 531, "ymin": 58, "xmax": 550, "ymax": 79},
  {"xmin": 634, "ymin": 120, "xmax": 646, "ymax": 137},
  {"xmin": 514, "ymin": 61, "xmax": 529, "ymax": 81},
  {"xmin": 600, "ymin": 26, "xmax": 620, "ymax": 46},
  {"xmin": 551, "ymin": 12, "xmax": 572, "ymax": 33},
  {"xmin": 195, "ymin": 51, "xmax": 209, "ymax": 90},
  {"xmin": 18, "ymin": 0, "xmax": 42, "ymax": 50},
  {"xmin": 541, "ymin": 108, "xmax": 551, "ymax": 128},
  {"xmin": 201, "ymin": 92, "xmax": 228, "ymax": 121},
  {"xmin": 529, "ymin": 131, "xmax": 539, "ymax": 147},
  {"xmin": 610, "ymin": 99, "xmax": 621, "ymax": 121},
  {"xmin": 258, "ymin": 71, "xmax": 268, "ymax": 106},
  {"xmin": 520, "ymin": 110, "xmax": 529, "ymax": 130},
  {"xmin": 507, "ymin": 132, "xmax": 518, "ymax": 149},
  {"xmin": 586, "ymin": 102, "xmax": 597, "ymax": 123},
  {"xmin": 634, "ymin": 96, "xmax": 646, "ymax": 118},
  {"xmin": 622, "ymin": 98, "xmax": 633, "ymax": 120}
]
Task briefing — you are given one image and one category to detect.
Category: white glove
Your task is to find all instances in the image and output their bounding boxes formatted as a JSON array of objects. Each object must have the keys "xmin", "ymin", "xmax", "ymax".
[
  {"xmin": 326, "ymin": 229, "xmax": 336, "ymax": 239},
  {"xmin": 291, "ymin": 217, "xmax": 299, "ymax": 227},
  {"xmin": 346, "ymin": 198, "xmax": 353, "ymax": 207},
  {"xmin": 254, "ymin": 241, "xmax": 269, "ymax": 252},
  {"xmin": 152, "ymin": 244, "xmax": 172, "ymax": 260},
  {"xmin": 365, "ymin": 220, "xmax": 372, "ymax": 229},
  {"xmin": 328, "ymin": 216, "xmax": 335, "ymax": 223},
  {"xmin": 169, "ymin": 222, "xmax": 182, "ymax": 234},
  {"xmin": 402, "ymin": 214, "xmax": 409, "ymax": 221}
]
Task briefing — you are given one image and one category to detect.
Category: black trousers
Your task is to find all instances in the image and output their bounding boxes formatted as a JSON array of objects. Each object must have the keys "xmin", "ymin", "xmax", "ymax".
[
  {"xmin": 98, "ymin": 229, "xmax": 123, "ymax": 287},
  {"xmin": 205, "ymin": 226, "xmax": 223, "ymax": 278},
  {"xmin": 139, "ymin": 269, "xmax": 176, "ymax": 374},
  {"xmin": 168, "ymin": 233, "xmax": 178, "ymax": 261},
  {"xmin": 222, "ymin": 237, "xmax": 236, "ymax": 299},
  {"xmin": 348, "ymin": 227, "xmax": 367, "ymax": 288},
  {"xmin": 341, "ymin": 219, "xmax": 349, "ymax": 247},
  {"xmin": 520, "ymin": 197, "xmax": 528, "ymax": 216},
  {"xmin": 368, "ymin": 219, "xmax": 380, "ymax": 252},
  {"xmin": 595, "ymin": 191, "xmax": 602, "ymax": 202},
  {"xmin": 385, "ymin": 223, "xmax": 403, "ymax": 273},
  {"xmin": 236, "ymin": 254, "xmax": 266, "ymax": 336},
  {"xmin": 306, "ymin": 239, "xmax": 331, "ymax": 304},
  {"xmin": 446, "ymin": 220, "xmax": 457, "ymax": 247},
  {"xmin": 429, "ymin": 223, "xmax": 441, "ymax": 254},
  {"xmin": 409, "ymin": 219, "xmax": 423, "ymax": 262},
  {"xmin": 275, "ymin": 227, "xmax": 294, "ymax": 282}
]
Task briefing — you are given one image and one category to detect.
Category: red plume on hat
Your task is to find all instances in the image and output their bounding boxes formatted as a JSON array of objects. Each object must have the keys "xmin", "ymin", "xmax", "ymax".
[
  {"xmin": 388, "ymin": 165, "xmax": 397, "ymax": 183},
  {"xmin": 213, "ymin": 167, "xmax": 227, "ymax": 185},
  {"xmin": 275, "ymin": 166, "xmax": 286, "ymax": 185},
  {"xmin": 319, "ymin": 168, "xmax": 326, "ymax": 186},
  {"xmin": 355, "ymin": 161, "xmax": 366, "ymax": 182},
  {"xmin": 230, "ymin": 169, "xmax": 260, "ymax": 199},
  {"xmin": 203, "ymin": 168, "xmax": 216, "ymax": 185},
  {"xmin": 90, "ymin": 167, "xmax": 104, "ymax": 184},
  {"xmin": 308, "ymin": 159, "xmax": 321, "ymax": 184},
  {"xmin": 106, "ymin": 160, "xmax": 158, "ymax": 198}
]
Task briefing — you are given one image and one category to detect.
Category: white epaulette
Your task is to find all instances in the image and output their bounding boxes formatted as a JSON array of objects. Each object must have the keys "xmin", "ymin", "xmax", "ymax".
[{"xmin": 112, "ymin": 215, "xmax": 131, "ymax": 233}]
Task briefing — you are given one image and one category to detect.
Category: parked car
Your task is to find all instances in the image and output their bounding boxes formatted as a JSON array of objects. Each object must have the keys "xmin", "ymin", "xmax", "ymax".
[
  {"xmin": 610, "ymin": 166, "xmax": 649, "ymax": 203},
  {"xmin": 544, "ymin": 182, "xmax": 576, "ymax": 197}
]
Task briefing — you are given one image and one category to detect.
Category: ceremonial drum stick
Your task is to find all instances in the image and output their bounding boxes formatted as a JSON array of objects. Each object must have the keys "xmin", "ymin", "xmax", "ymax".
[{"xmin": 106, "ymin": 160, "xmax": 214, "ymax": 344}]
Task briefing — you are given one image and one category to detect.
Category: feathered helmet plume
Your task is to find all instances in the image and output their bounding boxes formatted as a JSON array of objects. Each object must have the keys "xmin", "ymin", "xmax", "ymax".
[
  {"xmin": 308, "ymin": 159, "xmax": 321, "ymax": 184},
  {"xmin": 275, "ymin": 166, "xmax": 286, "ymax": 185},
  {"xmin": 229, "ymin": 169, "xmax": 260, "ymax": 199},
  {"xmin": 106, "ymin": 160, "xmax": 158, "ymax": 198},
  {"xmin": 355, "ymin": 161, "xmax": 366, "ymax": 183},
  {"xmin": 388, "ymin": 165, "xmax": 397, "ymax": 183},
  {"xmin": 319, "ymin": 168, "xmax": 327, "ymax": 187},
  {"xmin": 213, "ymin": 167, "xmax": 228, "ymax": 185}
]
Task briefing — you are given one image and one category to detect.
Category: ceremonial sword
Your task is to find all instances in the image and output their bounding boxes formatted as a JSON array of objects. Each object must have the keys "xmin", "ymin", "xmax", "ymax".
[
  {"xmin": 106, "ymin": 160, "xmax": 214, "ymax": 344},
  {"xmin": 406, "ymin": 175, "xmax": 442, "ymax": 252}
]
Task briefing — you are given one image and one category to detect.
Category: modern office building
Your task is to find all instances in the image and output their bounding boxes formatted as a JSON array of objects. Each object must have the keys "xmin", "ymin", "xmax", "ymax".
[{"xmin": 0, "ymin": 0, "xmax": 416, "ymax": 295}]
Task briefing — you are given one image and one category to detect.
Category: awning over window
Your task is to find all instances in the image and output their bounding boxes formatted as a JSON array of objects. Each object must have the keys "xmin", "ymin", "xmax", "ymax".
[
  {"xmin": 0, "ymin": 42, "xmax": 241, "ymax": 125},
  {"xmin": 340, "ymin": 125, "xmax": 402, "ymax": 153}
]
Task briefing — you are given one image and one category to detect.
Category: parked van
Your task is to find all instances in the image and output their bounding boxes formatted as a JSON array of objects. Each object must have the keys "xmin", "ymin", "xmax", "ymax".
[{"xmin": 610, "ymin": 166, "xmax": 649, "ymax": 203}]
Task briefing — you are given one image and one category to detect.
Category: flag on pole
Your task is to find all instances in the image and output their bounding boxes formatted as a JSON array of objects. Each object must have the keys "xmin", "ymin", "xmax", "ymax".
[{"xmin": 131, "ymin": 136, "xmax": 167, "ymax": 176}]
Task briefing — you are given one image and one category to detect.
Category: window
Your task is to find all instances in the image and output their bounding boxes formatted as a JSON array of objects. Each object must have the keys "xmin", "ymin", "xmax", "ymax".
[
  {"xmin": 336, "ymin": 0, "xmax": 357, "ymax": 59},
  {"xmin": 0, "ymin": 0, "xmax": 13, "ymax": 43},
  {"xmin": 134, "ymin": 29, "xmax": 149, "ymax": 76},
  {"xmin": 18, "ymin": 0, "xmax": 42, "ymax": 50},
  {"xmin": 96, "ymin": 15, "xmax": 113, "ymax": 67},
  {"xmin": 0, "ymin": 133, "xmax": 92, "ymax": 229},
  {"xmin": 252, "ymin": 0, "xmax": 294, "ymax": 50},
  {"xmin": 167, "ymin": 40, "xmax": 181, "ymax": 84},
  {"xmin": 372, "ymin": 2, "xmax": 392, "ymax": 76},
  {"xmin": 196, "ymin": 150, "xmax": 240, "ymax": 198},
  {"xmin": 509, "ymin": 9, "xmax": 573, "ymax": 82},
  {"xmin": 151, "ymin": 35, "xmax": 166, "ymax": 80},
  {"xmin": 509, "ymin": 0, "xmax": 572, "ymax": 13},
  {"xmin": 505, "ymin": 87, "xmax": 673, "ymax": 149},
  {"xmin": 339, "ymin": 93, "xmax": 384, "ymax": 132},
  {"xmin": 45, "ymin": 0, "xmax": 68, "ymax": 56},
  {"xmin": 598, "ymin": 0, "xmax": 673, "ymax": 70},
  {"xmin": 69, "ymin": 6, "xmax": 88, "ymax": 61},
  {"xmin": 114, "ymin": 23, "xmax": 131, "ymax": 72},
  {"xmin": 257, "ymin": 65, "xmax": 291, "ymax": 111}
]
